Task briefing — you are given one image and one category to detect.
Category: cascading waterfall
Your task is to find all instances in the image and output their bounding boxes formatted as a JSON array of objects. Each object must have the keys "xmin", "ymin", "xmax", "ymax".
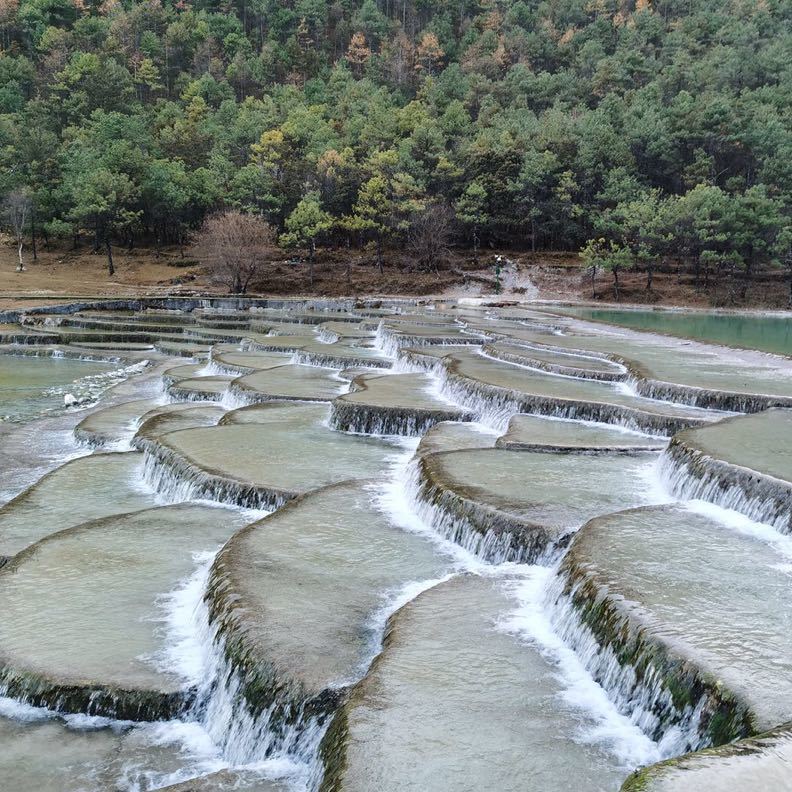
[
  {"xmin": 151, "ymin": 508, "xmax": 456, "ymax": 792},
  {"xmin": 167, "ymin": 384, "xmax": 228, "ymax": 403},
  {"xmin": 193, "ymin": 583, "xmax": 328, "ymax": 788},
  {"xmin": 543, "ymin": 571, "xmax": 710, "ymax": 754},
  {"xmin": 482, "ymin": 343, "xmax": 628, "ymax": 382},
  {"xmin": 315, "ymin": 328, "xmax": 340, "ymax": 344},
  {"xmin": 373, "ymin": 321, "xmax": 401, "ymax": 359},
  {"xmin": 397, "ymin": 347, "xmax": 711, "ymax": 436},
  {"xmin": 328, "ymin": 400, "xmax": 472, "ymax": 437},
  {"xmin": 5, "ymin": 301, "xmax": 792, "ymax": 791},
  {"xmin": 403, "ymin": 455, "xmax": 557, "ymax": 563},
  {"xmin": 291, "ymin": 349, "xmax": 390, "ymax": 370},
  {"xmin": 141, "ymin": 444, "xmax": 292, "ymax": 510},
  {"xmin": 373, "ymin": 445, "xmax": 684, "ymax": 770},
  {"xmin": 374, "ymin": 328, "xmax": 484, "ymax": 360},
  {"xmin": 631, "ymin": 376, "xmax": 792, "ymax": 413},
  {"xmin": 498, "ymin": 567, "xmax": 667, "ymax": 768},
  {"xmin": 393, "ymin": 350, "xmax": 518, "ymax": 432},
  {"xmin": 659, "ymin": 442, "xmax": 792, "ymax": 533},
  {"xmin": 204, "ymin": 359, "xmax": 254, "ymax": 377}
]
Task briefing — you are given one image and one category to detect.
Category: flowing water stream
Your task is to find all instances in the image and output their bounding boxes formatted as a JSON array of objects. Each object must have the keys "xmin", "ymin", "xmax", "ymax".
[{"xmin": 0, "ymin": 301, "xmax": 789, "ymax": 791}]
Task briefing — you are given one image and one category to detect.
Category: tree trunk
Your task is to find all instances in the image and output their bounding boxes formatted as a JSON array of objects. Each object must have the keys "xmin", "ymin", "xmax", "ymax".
[
  {"xmin": 788, "ymin": 265, "xmax": 792, "ymax": 309},
  {"xmin": 473, "ymin": 228, "xmax": 479, "ymax": 265},
  {"xmin": 591, "ymin": 266, "xmax": 596, "ymax": 299},
  {"xmin": 31, "ymin": 212, "xmax": 37, "ymax": 261},
  {"xmin": 376, "ymin": 235, "xmax": 383, "ymax": 275},
  {"xmin": 105, "ymin": 238, "xmax": 115, "ymax": 276},
  {"xmin": 740, "ymin": 255, "xmax": 753, "ymax": 301},
  {"xmin": 309, "ymin": 238, "xmax": 315, "ymax": 287},
  {"xmin": 613, "ymin": 266, "xmax": 620, "ymax": 301},
  {"xmin": 16, "ymin": 238, "xmax": 24, "ymax": 271},
  {"xmin": 646, "ymin": 262, "xmax": 653, "ymax": 292},
  {"xmin": 530, "ymin": 218, "xmax": 536, "ymax": 253}
]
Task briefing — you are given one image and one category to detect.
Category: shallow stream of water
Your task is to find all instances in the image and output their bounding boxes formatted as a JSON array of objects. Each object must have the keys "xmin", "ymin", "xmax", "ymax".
[{"xmin": 0, "ymin": 301, "xmax": 789, "ymax": 791}]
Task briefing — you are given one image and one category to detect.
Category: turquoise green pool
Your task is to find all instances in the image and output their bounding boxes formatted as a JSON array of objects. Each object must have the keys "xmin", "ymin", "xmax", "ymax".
[{"xmin": 556, "ymin": 308, "xmax": 791, "ymax": 356}]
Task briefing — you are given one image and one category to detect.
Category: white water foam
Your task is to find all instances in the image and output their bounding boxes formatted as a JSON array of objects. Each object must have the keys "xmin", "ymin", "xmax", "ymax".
[
  {"xmin": 131, "ymin": 539, "xmax": 315, "ymax": 791},
  {"xmin": 49, "ymin": 360, "xmax": 151, "ymax": 409},
  {"xmin": 499, "ymin": 567, "xmax": 664, "ymax": 768},
  {"xmin": 375, "ymin": 440, "xmax": 686, "ymax": 773},
  {"xmin": 372, "ymin": 442, "xmax": 491, "ymax": 572},
  {"xmin": 685, "ymin": 499, "xmax": 792, "ymax": 565}
]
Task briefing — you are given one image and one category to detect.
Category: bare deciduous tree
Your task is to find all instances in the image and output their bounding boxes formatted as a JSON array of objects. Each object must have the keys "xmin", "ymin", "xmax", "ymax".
[
  {"xmin": 194, "ymin": 210, "xmax": 274, "ymax": 294},
  {"xmin": 4, "ymin": 190, "xmax": 31, "ymax": 272},
  {"xmin": 407, "ymin": 203, "xmax": 454, "ymax": 273}
]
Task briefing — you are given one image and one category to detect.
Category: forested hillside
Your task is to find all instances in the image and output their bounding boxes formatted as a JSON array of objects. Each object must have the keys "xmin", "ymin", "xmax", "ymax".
[{"xmin": 1, "ymin": 0, "xmax": 790, "ymax": 298}]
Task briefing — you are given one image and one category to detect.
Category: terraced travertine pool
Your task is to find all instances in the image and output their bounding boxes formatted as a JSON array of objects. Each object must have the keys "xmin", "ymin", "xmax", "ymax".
[{"xmin": 0, "ymin": 299, "xmax": 790, "ymax": 791}]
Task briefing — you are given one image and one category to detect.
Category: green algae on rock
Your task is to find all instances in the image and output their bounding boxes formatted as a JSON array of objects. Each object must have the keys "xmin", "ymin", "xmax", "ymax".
[
  {"xmin": 620, "ymin": 722, "xmax": 792, "ymax": 792},
  {"xmin": 205, "ymin": 480, "xmax": 444, "ymax": 744},
  {"xmin": 551, "ymin": 503, "xmax": 792, "ymax": 750},
  {"xmin": 410, "ymin": 447, "xmax": 660, "ymax": 562},
  {"xmin": 663, "ymin": 409, "xmax": 792, "ymax": 532},
  {"xmin": 320, "ymin": 575, "xmax": 627, "ymax": 792},
  {"xmin": 0, "ymin": 503, "xmax": 252, "ymax": 720}
]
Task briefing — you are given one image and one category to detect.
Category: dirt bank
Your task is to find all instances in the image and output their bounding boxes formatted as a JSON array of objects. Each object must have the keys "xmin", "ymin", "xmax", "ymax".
[{"xmin": 2, "ymin": 243, "xmax": 789, "ymax": 310}]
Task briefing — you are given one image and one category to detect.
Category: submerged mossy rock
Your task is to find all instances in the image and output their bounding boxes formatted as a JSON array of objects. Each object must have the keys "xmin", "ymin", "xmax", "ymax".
[
  {"xmin": 411, "ymin": 447, "xmax": 659, "ymax": 563},
  {"xmin": 0, "ymin": 711, "xmax": 247, "ymax": 791},
  {"xmin": 320, "ymin": 575, "xmax": 627, "ymax": 792},
  {"xmin": 415, "ymin": 420, "xmax": 497, "ymax": 456},
  {"xmin": 73, "ymin": 397, "xmax": 169, "ymax": 447},
  {"xmin": 401, "ymin": 346, "xmax": 718, "ymax": 436},
  {"xmin": 551, "ymin": 503, "xmax": 792, "ymax": 751},
  {"xmin": 663, "ymin": 410, "xmax": 792, "ymax": 532},
  {"xmin": 204, "ymin": 480, "xmax": 444, "ymax": 748},
  {"xmin": 230, "ymin": 364, "xmax": 347, "ymax": 403},
  {"xmin": 496, "ymin": 413, "xmax": 666, "ymax": 454},
  {"xmin": 133, "ymin": 404, "xmax": 226, "ymax": 449},
  {"xmin": 209, "ymin": 346, "xmax": 292, "ymax": 376},
  {"xmin": 162, "ymin": 362, "xmax": 210, "ymax": 386},
  {"xmin": 621, "ymin": 722, "xmax": 792, "ymax": 792},
  {"xmin": 0, "ymin": 452, "xmax": 155, "ymax": 556},
  {"xmin": 0, "ymin": 503, "xmax": 252, "ymax": 721},
  {"xmin": 330, "ymin": 372, "xmax": 473, "ymax": 436},
  {"xmin": 143, "ymin": 402, "xmax": 394, "ymax": 509}
]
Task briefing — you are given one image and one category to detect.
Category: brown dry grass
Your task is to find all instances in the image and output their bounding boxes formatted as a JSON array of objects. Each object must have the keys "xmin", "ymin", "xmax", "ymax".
[{"xmin": 1, "ymin": 240, "xmax": 788, "ymax": 309}]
